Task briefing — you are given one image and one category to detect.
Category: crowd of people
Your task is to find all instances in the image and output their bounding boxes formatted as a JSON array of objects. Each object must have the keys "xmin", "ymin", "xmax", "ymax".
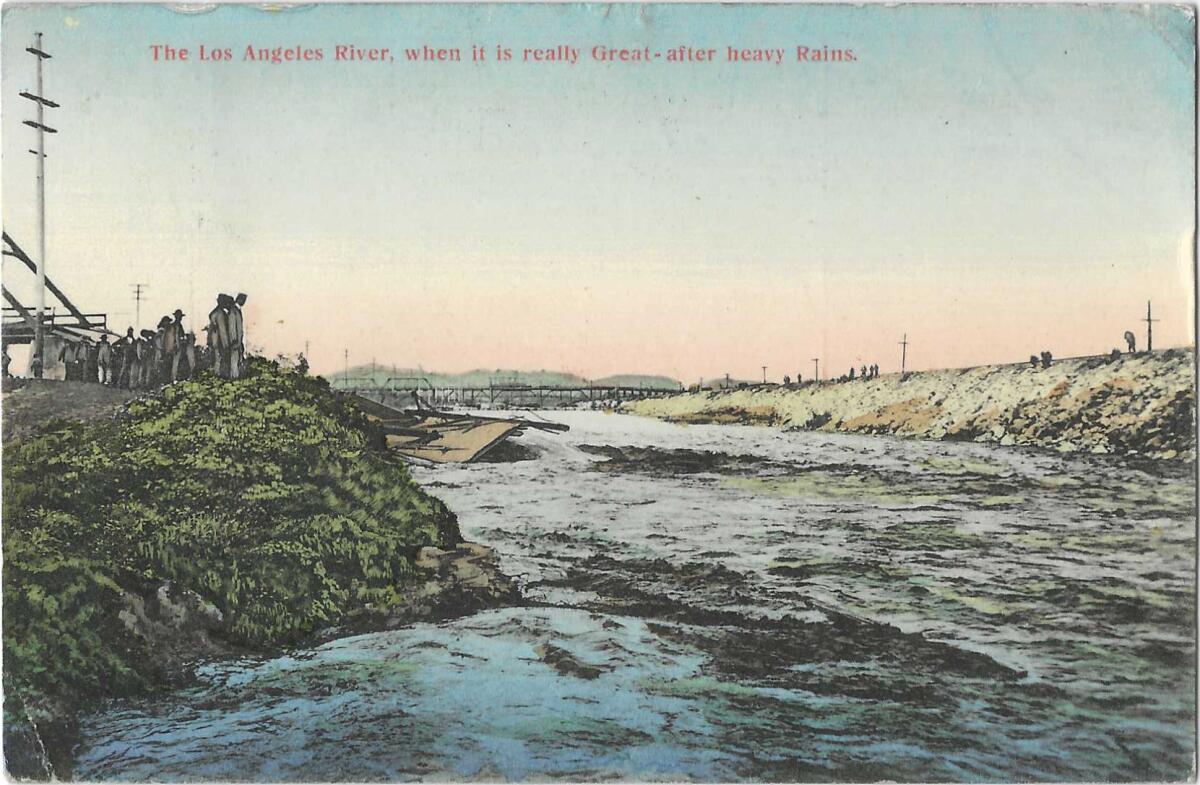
[
  {"xmin": 780, "ymin": 363, "xmax": 881, "ymax": 386},
  {"xmin": 17, "ymin": 292, "xmax": 250, "ymax": 388}
]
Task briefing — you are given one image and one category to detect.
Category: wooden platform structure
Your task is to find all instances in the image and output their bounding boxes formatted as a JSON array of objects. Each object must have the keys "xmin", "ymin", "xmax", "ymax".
[
  {"xmin": 349, "ymin": 393, "xmax": 568, "ymax": 463},
  {"xmin": 2, "ymin": 231, "xmax": 110, "ymax": 348}
]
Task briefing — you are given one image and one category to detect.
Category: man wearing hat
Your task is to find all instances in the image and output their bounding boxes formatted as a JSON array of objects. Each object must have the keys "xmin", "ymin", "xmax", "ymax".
[
  {"xmin": 208, "ymin": 295, "xmax": 233, "ymax": 378},
  {"xmin": 167, "ymin": 309, "xmax": 188, "ymax": 382},
  {"xmin": 115, "ymin": 327, "xmax": 135, "ymax": 388},
  {"xmin": 229, "ymin": 293, "xmax": 248, "ymax": 379},
  {"xmin": 97, "ymin": 334, "xmax": 113, "ymax": 385},
  {"xmin": 156, "ymin": 316, "xmax": 176, "ymax": 385},
  {"xmin": 139, "ymin": 329, "xmax": 157, "ymax": 388},
  {"xmin": 82, "ymin": 337, "xmax": 98, "ymax": 383}
]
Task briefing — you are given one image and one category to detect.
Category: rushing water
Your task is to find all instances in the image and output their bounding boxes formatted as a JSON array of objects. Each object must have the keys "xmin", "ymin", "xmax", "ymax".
[{"xmin": 76, "ymin": 412, "xmax": 1196, "ymax": 782}]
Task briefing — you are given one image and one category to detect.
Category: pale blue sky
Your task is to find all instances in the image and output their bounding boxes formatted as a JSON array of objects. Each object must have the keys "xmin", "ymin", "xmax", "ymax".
[{"xmin": 1, "ymin": 3, "xmax": 1194, "ymax": 379}]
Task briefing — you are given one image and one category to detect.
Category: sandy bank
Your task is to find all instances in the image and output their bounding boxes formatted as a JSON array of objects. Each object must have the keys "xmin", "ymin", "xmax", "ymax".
[{"xmin": 629, "ymin": 349, "xmax": 1195, "ymax": 460}]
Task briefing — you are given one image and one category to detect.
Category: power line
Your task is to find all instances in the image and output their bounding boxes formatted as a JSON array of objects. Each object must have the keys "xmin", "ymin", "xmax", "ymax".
[{"xmin": 131, "ymin": 283, "xmax": 148, "ymax": 330}]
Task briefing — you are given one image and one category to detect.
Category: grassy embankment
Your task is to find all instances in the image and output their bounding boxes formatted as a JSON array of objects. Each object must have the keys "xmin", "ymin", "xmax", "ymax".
[
  {"xmin": 630, "ymin": 349, "xmax": 1195, "ymax": 459},
  {"xmin": 2, "ymin": 359, "xmax": 459, "ymax": 777}
]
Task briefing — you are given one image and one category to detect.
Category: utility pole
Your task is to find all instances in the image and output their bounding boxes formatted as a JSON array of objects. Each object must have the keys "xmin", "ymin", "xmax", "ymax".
[
  {"xmin": 344, "ymin": 349, "xmax": 349, "ymax": 383},
  {"xmin": 724, "ymin": 372, "xmax": 731, "ymax": 389},
  {"xmin": 811, "ymin": 357, "xmax": 819, "ymax": 383},
  {"xmin": 131, "ymin": 283, "xmax": 147, "ymax": 330},
  {"xmin": 22, "ymin": 33, "xmax": 58, "ymax": 377},
  {"xmin": 899, "ymin": 333, "xmax": 909, "ymax": 374},
  {"xmin": 1144, "ymin": 301, "xmax": 1158, "ymax": 353},
  {"xmin": 304, "ymin": 339, "xmax": 309, "ymax": 359},
  {"xmin": 762, "ymin": 365, "xmax": 767, "ymax": 384}
]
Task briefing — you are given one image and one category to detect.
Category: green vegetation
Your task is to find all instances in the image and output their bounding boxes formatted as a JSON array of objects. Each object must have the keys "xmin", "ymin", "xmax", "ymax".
[{"xmin": 3, "ymin": 359, "xmax": 459, "ymax": 721}]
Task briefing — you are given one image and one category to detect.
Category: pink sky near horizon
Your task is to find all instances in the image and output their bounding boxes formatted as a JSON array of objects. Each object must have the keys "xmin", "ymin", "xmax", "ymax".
[{"xmin": 1, "ymin": 4, "xmax": 1195, "ymax": 383}]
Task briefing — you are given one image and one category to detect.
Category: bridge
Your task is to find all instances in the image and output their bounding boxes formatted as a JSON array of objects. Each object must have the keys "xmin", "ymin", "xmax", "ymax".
[{"xmin": 335, "ymin": 376, "xmax": 682, "ymax": 409}]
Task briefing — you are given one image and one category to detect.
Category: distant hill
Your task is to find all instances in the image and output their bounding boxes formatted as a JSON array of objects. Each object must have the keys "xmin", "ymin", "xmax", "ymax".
[
  {"xmin": 329, "ymin": 366, "xmax": 681, "ymax": 390},
  {"xmin": 592, "ymin": 374, "xmax": 682, "ymax": 390}
]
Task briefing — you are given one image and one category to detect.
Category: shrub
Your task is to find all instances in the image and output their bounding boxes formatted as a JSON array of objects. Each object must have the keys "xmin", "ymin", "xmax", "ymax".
[{"xmin": 3, "ymin": 358, "xmax": 459, "ymax": 715}]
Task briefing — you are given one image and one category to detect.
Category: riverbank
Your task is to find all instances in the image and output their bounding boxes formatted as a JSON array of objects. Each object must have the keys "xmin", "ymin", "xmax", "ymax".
[
  {"xmin": 2, "ymin": 361, "xmax": 519, "ymax": 780},
  {"xmin": 629, "ymin": 349, "xmax": 1195, "ymax": 460}
]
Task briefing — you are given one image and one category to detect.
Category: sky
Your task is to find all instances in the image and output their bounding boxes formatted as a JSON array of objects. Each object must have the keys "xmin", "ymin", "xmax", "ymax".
[{"xmin": 1, "ymin": 2, "xmax": 1195, "ymax": 381}]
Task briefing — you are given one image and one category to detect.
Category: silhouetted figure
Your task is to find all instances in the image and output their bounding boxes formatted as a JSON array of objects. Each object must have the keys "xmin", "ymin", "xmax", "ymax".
[
  {"xmin": 209, "ymin": 295, "xmax": 233, "ymax": 378},
  {"xmin": 1110, "ymin": 348, "xmax": 1122, "ymax": 361},
  {"xmin": 114, "ymin": 329, "xmax": 132, "ymax": 387},
  {"xmin": 848, "ymin": 367, "xmax": 856, "ymax": 380},
  {"xmin": 167, "ymin": 310, "xmax": 189, "ymax": 382},
  {"xmin": 230, "ymin": 293, "xmax": 248, "ymax": 379},
  {"xmin": 1124, "ymin": 330, "xmax": 1137, "ymax": 354},
  {"xmin": 1029, "ymin": 355, "xmax": 1039, "ymax": 368},
  {"xmin": 783, "ymin": 375, "xmax": 791, "ymax": 385},
  {"xmin": 1040, "ymin": 351, "xmax": 1053, "ymax": 369},
  {"xmin": 182, "ymin": 332, "xmax": 197, "ymax": 380},
  {"xmin": 83, "ymin": 338, "xmax": 98, "ymax": 383},
  {"xmin": 58, "ymin": 341, "xmax": 78, "ymax": 381},
  {"xmin": 140, "ymin": 330, "xmax": 158, "ymax": 388},
  {"xmin": 97, "ymin": 335, "xmax": 113, "ymax": 384}
]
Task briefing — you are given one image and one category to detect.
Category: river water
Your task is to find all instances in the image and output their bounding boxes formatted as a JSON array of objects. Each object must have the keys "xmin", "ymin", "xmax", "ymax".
[{"xmin": 76, "ymin": 412, "xmax": 1196, "ymax": 782}]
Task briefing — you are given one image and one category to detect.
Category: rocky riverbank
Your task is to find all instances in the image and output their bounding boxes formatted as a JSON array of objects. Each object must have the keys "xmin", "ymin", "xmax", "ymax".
[
  {"xmin": 5, "ymin": 543, "xmax": 521, "ymax": 780},
  {"xmin": 630, "ymin": 349, "xmax": 1195, "ymax": 460}
]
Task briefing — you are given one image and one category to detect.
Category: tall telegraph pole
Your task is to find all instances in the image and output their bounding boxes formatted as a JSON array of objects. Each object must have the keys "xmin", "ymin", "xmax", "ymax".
[
  {"xmin": 1144, "ymin": 301, "xmax": 1158, "ymax": 353},
  {"xmin": 22, "ymin": 33, "xmax": 58, "ymax": 377},
  {"xmin": 131, "ymin": 283, "xmax": 148, "ymax": 330},
  {"xmin": 899, "ymin": 333, "xmax": 909, "ymax": 374},
  {"xmin": 811, "ymin": 357, "xmax": 819, "ymax": 383}
]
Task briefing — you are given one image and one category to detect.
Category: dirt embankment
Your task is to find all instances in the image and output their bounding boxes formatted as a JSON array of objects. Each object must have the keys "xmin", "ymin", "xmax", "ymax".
[
  {"xmin": 2, "ymin": 379, "xmax": 142, "ymax": 442},
  {"xmin": 629, "ymin": 349, "xmax": 1195, "ymax": 460}
]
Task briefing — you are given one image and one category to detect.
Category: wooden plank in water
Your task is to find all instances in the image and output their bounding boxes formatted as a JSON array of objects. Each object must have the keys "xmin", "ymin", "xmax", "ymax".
[{"xmin": 387, "ymin": 419, "xmax": 524, "ymax": 463}]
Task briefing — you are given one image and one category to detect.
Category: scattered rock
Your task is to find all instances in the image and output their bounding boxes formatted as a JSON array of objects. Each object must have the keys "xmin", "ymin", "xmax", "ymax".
[{"xmin": 533, "ymin": 643, "xmax": 604, "ymax": 680}]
